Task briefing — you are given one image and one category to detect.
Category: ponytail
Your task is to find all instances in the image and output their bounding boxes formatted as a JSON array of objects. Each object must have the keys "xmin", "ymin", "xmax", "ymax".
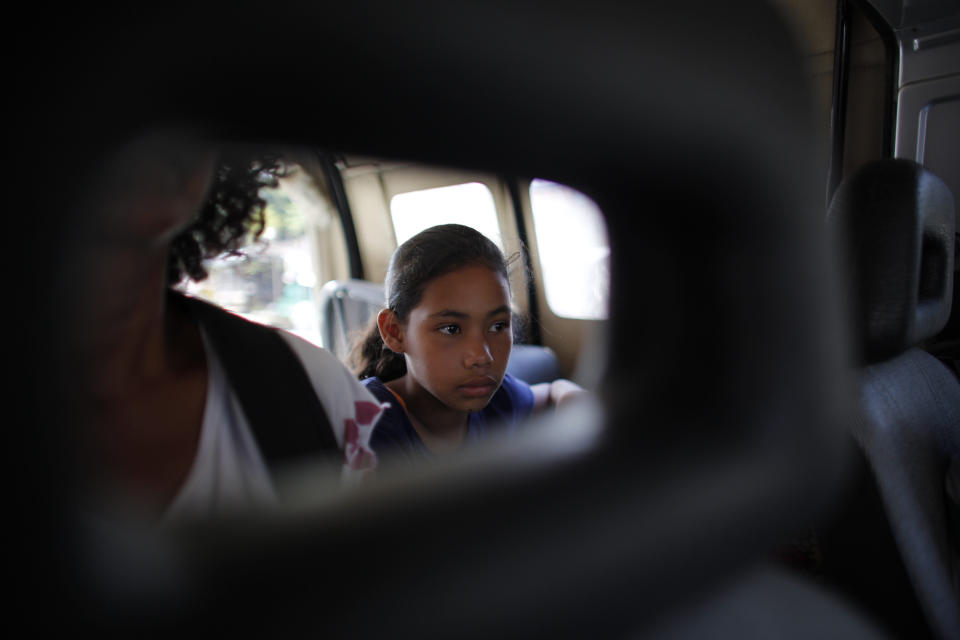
[{"xmin": 350, "ymin": 317, "xmax": 407, "ymax": 381}]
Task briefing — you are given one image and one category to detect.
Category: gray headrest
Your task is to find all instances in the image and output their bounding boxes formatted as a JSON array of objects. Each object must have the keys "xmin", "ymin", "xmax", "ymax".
[{"xmin": 828, "ymin": 159, "xmax": 956, "ymax": 363}]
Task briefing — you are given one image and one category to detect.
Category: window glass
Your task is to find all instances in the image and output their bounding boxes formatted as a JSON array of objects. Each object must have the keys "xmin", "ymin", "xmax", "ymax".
[
  {"xmin": 390, "ymin": 182, "xmax": 502, "ymax": 249},
  {"xmin": 529, "ymin": 179, "xmax": 609, "ymax": 320},
  {"xmin": 179, "ymin": 162, "xmax": 324, "ymax": 346}
]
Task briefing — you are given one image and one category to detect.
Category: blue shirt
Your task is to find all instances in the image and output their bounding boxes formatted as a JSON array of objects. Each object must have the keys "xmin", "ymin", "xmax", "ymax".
[{"xmin": 363, "ymin": 373, "xmax": 535, "ymax": 468}]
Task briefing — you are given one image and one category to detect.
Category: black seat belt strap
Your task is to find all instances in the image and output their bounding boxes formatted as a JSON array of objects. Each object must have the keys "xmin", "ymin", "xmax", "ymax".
[{"xmin": 178, "ymin": 294, "xmax": 341, "ymax": 477}]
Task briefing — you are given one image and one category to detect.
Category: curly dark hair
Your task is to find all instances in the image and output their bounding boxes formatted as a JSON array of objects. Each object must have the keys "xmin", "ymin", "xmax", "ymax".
[{"xmin": 167, "ymin": 150, "xmax": 287, "ymax": 285}]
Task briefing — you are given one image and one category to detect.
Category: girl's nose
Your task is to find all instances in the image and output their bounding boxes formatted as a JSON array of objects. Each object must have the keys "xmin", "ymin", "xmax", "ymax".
[{"xmin": 465, "ymin": 337, "xmax": 494, "ymax": 368}]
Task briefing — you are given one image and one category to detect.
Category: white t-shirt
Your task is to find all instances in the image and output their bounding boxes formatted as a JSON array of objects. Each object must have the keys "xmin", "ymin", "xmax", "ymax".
[{"xmin": 162, "ymin": 328, "xmax": 383, "ymax": 523}]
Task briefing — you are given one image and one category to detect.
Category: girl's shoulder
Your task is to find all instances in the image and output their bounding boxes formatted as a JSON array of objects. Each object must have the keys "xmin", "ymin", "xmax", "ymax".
[
  {"xmin": 361, "ymin": 377, "xmax": 409, "ymax": 422},
  {"xmin": 361, "ymin": 375, "xmax": 393, "ymax": 400},
  {"xmin": 482, "ymin": 373, "xmax": 536, "ymax": 425},
  {"xmin": 361, "ymin": 377, "xmax": 427, "ymax": 463}
]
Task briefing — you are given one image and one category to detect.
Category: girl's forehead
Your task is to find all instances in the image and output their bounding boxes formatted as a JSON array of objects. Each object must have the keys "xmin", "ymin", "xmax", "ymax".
[{"xmin": 416, "ymin": 265, "xmax": 510, "ymax": 311}]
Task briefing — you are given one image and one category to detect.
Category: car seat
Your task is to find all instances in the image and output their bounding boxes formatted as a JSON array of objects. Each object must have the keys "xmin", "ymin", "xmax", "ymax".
[
  {"xmin": 318, "ymin": 278, "xmax": 386, "ymax": 360},
  {"xmin": 827, "ymin": 158, "xmax": 960, "ymax": 639}
]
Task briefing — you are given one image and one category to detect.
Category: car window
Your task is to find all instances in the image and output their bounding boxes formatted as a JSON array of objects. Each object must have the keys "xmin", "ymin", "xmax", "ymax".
[
  {"xmin": 389, "ymin": 182, "xmax": 503, "ymax": 249},
  {"xmin": 529, "ymin": 179, "xmax": 609, "ymax": 320},
  {"xmin": 178, "ymin": 161, "xmax": 327, "ymax": 346}
]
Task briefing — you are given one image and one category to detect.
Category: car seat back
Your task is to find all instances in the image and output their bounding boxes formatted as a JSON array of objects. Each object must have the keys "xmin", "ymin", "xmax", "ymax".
[
  {"xmin": 828, "ymin": 158, "xmax": 960, "ymax": 639},
  {"xmin": 318, "ymin": 279, "xmax": 385, "ymax": 361}
]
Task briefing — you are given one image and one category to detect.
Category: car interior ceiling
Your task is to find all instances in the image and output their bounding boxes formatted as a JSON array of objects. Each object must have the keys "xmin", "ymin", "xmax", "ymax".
[{"xmin": 12, "ymin": 1, "xmax": 958, "ymax": 638}]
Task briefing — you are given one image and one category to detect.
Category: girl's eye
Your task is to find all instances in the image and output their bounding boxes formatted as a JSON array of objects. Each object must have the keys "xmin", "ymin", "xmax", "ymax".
[
  {"xmin": 489, "ymin": 321, "xmax": 510, "ymax": 333},
  {"xmin": 438, "ymin": 324, "xmax": 461, "ymax": 335}
]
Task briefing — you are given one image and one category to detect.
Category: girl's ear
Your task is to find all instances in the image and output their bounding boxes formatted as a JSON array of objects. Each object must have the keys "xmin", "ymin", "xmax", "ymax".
[{"xmin": 377, "ymin": 309, "xmax": 405, "ymax": 353}]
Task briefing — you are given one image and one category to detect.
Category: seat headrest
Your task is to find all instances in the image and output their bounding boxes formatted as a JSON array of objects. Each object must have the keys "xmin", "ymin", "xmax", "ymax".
[{"xmin": 828, "ymin": 159, "xmax": 956, "ymax": 363}]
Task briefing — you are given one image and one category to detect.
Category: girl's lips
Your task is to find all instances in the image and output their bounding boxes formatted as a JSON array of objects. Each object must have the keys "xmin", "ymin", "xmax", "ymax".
[{"xmin": 458, "ymin": 377, "xmax": 498, "ymax": 397}]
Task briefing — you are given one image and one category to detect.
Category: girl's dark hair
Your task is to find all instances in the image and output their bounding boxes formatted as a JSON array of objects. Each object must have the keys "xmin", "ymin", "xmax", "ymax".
[
  {"xmin": 351, "ymin": 224, "xmax": 511, "ymax": 381},
  {"xmin": 167, "ymin": 149, "xmax": 287, "ymax": 285}
]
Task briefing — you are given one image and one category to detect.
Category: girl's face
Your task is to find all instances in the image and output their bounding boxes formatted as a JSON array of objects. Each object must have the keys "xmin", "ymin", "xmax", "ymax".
[{"xmin": 400, "ymin": 264, "xmax": 512, "ymax": 414}]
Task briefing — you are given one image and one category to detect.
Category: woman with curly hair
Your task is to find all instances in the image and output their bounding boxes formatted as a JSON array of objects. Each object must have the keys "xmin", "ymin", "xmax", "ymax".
[{"xmin": 73, "ymin": 127, "xmax": 382, "ymax": 523}]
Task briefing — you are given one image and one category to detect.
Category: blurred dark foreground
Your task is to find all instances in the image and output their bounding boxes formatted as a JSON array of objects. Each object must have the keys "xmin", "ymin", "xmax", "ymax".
[{"xmin": 9, "ymin": 2, "xmax": 881, "ymax": 638}]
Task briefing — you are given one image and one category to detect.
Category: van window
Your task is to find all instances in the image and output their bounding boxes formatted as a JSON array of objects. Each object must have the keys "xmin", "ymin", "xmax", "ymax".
[
  {"xmin": 529, "ymin": 179, "xmax": 609, "ymax": 320},
  {"xmin": 179, "ymin": 162, "xmax": 325, "ymax": 346},
  {"xmin": 530, "ymin": 179, "xmax": 610, "ymax": 320},
  {"xmin": 389, "ymin": 182, "xmax": 502, "ymax": 249}
]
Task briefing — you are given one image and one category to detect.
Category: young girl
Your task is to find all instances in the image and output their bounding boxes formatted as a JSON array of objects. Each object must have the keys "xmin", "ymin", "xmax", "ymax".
[{"xmin": 352, "ymin": 224, "xmax": 584, "ymax": 467}]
